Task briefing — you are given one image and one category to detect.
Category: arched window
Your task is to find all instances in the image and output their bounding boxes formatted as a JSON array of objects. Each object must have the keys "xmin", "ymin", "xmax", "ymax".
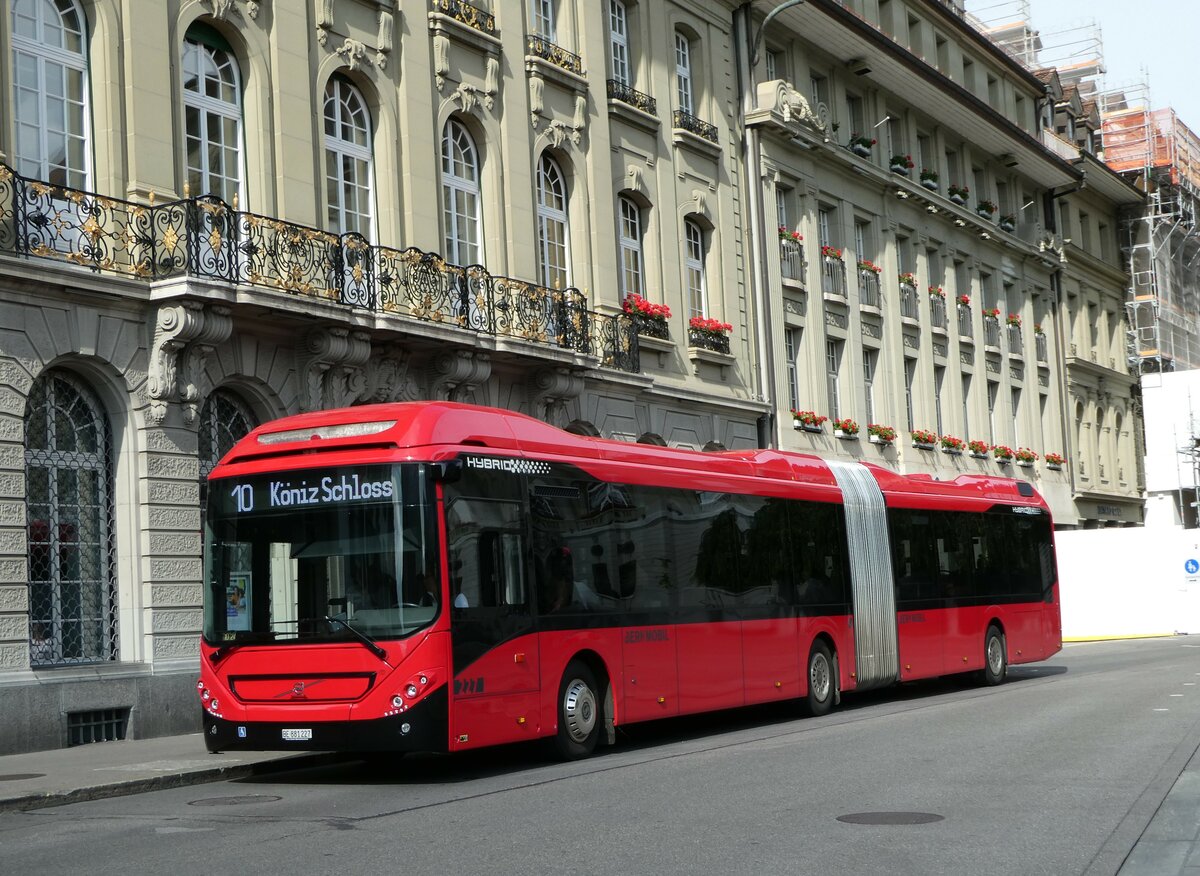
[
  {"xmin": 11, "ymin": 0, "xmax": 90, "ymax": 188},
  {"xmin": 536, "ymin": 153, "xmax": 570, "ymax": 290},
  {"xmin": 618, "ymin": 195, "xmax": 644, "ymax": 298},
  {"xmin": 24, "ymin": 370, "xmax": 116, "ymax": 666},
  {"xmin": 324, "ymin": 76, "xmax": 375, "ymax": 237},
  {"xmin": 198, "ymin": 389, "xmax": 257, "ymax": 520},
  {"xmin": 442, "ymin": 119, "xmax": 483, "ymax": 265},
  {"xmin": 182, "ymin": 25, "xmax": 244, "ymax": 204},
  {"xmin": 684, "ymin": 218, "xmax": 707, "ymax": 318}
]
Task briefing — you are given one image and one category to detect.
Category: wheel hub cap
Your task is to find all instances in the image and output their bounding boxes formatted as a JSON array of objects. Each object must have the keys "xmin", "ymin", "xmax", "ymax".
[
  {"xmin": 563, "ymin": 679, "xmax": 597, "ymax": 742},
  {"xmin": 811, "ymin": 655, "xmax": 830, "ymax": 701}
]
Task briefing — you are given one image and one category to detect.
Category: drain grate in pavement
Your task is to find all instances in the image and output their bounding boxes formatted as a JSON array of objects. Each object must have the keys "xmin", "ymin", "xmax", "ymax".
[
  {"xmin": 0, "ymin": 774, "xmax": 45, "ymax": 782},
  {"xmin": 837, "ymin": 812, "xmax": 944, "ymax": 825},
  {"xmin": 188, "ymin": 795, "xmax": 282, "ymax": 807}
]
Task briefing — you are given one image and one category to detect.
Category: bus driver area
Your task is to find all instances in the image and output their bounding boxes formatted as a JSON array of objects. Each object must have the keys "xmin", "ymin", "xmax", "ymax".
[{"xmin": 198, "ymin": 401, "xmax": 1061, "ymax": 760}]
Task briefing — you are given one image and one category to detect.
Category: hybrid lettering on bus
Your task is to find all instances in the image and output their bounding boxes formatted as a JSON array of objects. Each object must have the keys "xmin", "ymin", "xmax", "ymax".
[{"xmin": 199, "ymin": 402, "xmax": 1061, "ymax": 758}]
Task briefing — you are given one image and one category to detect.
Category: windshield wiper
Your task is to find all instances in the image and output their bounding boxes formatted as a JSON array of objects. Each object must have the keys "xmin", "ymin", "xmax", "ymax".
[{"xmin": 325, "ymin": 615, "xmax": 390, "ymax": 663}]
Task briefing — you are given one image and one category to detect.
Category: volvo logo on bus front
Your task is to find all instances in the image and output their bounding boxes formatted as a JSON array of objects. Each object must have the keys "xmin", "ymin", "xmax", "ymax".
[{"xmin": 292, "ymin": 682, "xmax": 306, "ymax": 698}]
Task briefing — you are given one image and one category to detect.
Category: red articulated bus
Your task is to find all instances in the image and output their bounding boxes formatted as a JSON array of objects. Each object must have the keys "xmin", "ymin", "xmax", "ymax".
[{"xmin": 199, "ymin": 401, "xmax": 1061, "ymax": 758}]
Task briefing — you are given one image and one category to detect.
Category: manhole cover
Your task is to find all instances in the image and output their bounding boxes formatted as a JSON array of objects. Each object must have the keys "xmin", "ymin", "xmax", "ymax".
[
  {"xmin": 0, "ymin": 773, "xmax": 45, "ymax": 782},
  {"xmin": 188, "ymin": 795, "xmax": 282, "ymax": 807},
  {"xmin": 837, "ymin": 812, "xmax": 944, "ymax": 825}
]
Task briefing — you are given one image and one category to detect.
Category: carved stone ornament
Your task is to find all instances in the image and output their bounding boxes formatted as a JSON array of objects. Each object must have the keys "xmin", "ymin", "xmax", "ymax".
[
  {"xmin": 427, "ymin": 350, "xmax": 491, "ymax": 402},
  {"xmin": 451, "ymin": 82, "xmax": 495, "ymax": 113},
  {"xmin": 375, "ymin": 9, "xmax": 393, "ymax": 69},
  {"xmin": 434, "ymin": 34, "xmax": 450, "ymax": 89},
  {"xmin": 316, "ymin": 0, "xmax": 334, "ymax": 46},
  {"xmin": 336, "ymin": 38, "xmax": 369, "ymax": 72},
  {"xmin": 528, "ymin": 366, "xmax": 583, "ymax": 425},
  {"xmin": 148, "ymin": 301, "xmax": 234, "ymax": 424},
  {"xmin": 756, "ymin": 80, "xmax": 828, "ymax": 137},
  {"xmin": 360, "ymin": 348, "xmax": 420, "ymax": 404},
  {"xmin": 298, "ymin": 327, "xmax": 372, "ymax": 411},
  {"xmin": 544, "ymin": 119, "xmax": 581, "ymax": 148},
  {"xmin": 201, "ymin": 0, "xmax": 263, "ymax": 21},
  {"xmin": 626, "ymin": 164, "xmax": 645, "ymax": 197}
]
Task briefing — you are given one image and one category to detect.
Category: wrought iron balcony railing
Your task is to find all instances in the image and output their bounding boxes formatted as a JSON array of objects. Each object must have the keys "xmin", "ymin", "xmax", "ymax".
[
  {"xmin": 929, "ymin": 295, "xmax": 948, "ymax": 330},
  {"xmin": 606, "ymin": 79, "xmax": 657, "ymax": 115},
  {"xmin": 1035, "ymin": 332, "xmax": 1048, "ymax": 362},
  {"xmin": 672, "ymin": 110, "xmax": 719, "ymax": 144},
  {"xmin": 983, "ymin": 315, "xmax": 1001, "ymax": 348},
  {"xmin": 858, "ymin": 270, "xmax": 881, "ymax": 309},
  {"xmin": 957, "ymin": 304, "xmax": 973, "ymax": 339},
  {"xmin": 0, "ymin": 164, "xmax": 638, "ymax": 372},
  {"xmin": 431, "ymin": 0, "xmax": 496, "ymax": 35},
  {"xmin": 526, "ymin": 35, "xmax": 582, "ymax": 75},
  {"xmin": 780, "ymin": 240, "xmax": 806, "ymax": 282},
  {"xmin": 1007, "ymin": 324, "xmax": 1023, "ymax": 356},
  {"xmin": 899, "ymin": 282, "xmax": 920, "ymax": 320},
  {"xmin": 687, "ymin": 327, "xmax": 731, "ymax": 355},
  {"xmin": 821, "ymin": 255, "xmax": 846, "ymax": 298}
]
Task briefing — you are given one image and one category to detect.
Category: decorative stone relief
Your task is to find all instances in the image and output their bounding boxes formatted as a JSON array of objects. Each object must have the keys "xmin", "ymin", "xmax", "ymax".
[
  {"xmin": 433, "ymin": 34, "xmax": 450, "ymax": 89},
  {"xmin": 824, "ymin": 311, "xmax": 847, "ymax": 330},
  {"xmin": 375, "ymin": 9, "xmax": 393, "ymax": 69},
  {"xmin": 862, "ymin": 320, "xmax": 882, "ymax": 339},
  {"xmin": 933, "ymin": 341, "xmax": 947, "ymax": 358},
  {"xmin": 451, "ymin": 82, "xmax": 495, "ymax": 113},
  {"xmin": 201, "ymin": 0, "xmax": 263, "ymax": 21},
  {"xmin": 427, "ymin": 350, "xmax": 490, "ymax": 401},
  {"xmin": 985, "ymin": 358, "xmax": 1001, "ymax": 374},
  {"xmin": 528, "ymin": 366, "xmax": 583, "ymax": 425},
  {"xmin": 758, "ymin": 79, "xmax": 828, "ymax": 135},
  {"xmin": 316, "ymin": 0, "xmax": 334, "ymax": 46},
  {"xmin": 298, "ymin": 327, "xmax": 372, "ymax": 411},
  {"xmin": 961, "ymin": 350, "xmax": 974, "ymax": 366},
  {"xmin": 1010, "ymin": 365, "xmax": 1024, "ymax": 382},
  {"xmin": 528, "ymin": 76, "xmax": 544, "ymax": 125},
  {"xmin": 360, "ymin": 349, "xmax": 420, "ymax": 403},
  {"xmin": 625, "ymin": 164, "xmax": 645, "ymax": 197},
  {"xmin": 545, "ymin": 119, "xmax": 580, "ymax": 147},
  {"xmin": 903, "ymin": 333, "xmax": 920, "ymax": 350},
  {"xmin": 148, "ymin": 302, "xmax": 233, "ymax": 424},
  {"xmin": 336, "ymin": 38, "xmax": 369, "ymax": 72}
]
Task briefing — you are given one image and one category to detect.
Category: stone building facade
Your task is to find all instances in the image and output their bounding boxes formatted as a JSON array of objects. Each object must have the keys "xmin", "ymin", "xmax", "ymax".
[{"xmin": 0, "ymin": 0, "xmax": 1141, "ymax": 753}]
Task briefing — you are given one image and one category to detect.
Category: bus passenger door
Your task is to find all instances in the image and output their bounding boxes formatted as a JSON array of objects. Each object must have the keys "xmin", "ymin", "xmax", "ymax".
[{"xmin": 444, "ymin": 480, "xmax": 541, "ymax": 750}]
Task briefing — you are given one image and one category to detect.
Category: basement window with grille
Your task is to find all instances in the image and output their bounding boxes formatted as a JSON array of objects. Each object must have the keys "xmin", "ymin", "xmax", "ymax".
[{"xmin": 67, "ymin": 708, "xmax": 130, "ymax": 747}]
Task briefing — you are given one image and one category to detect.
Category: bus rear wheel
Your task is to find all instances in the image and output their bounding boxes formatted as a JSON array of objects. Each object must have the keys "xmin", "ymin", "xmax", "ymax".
[
  {"xmin": 983, "ymin": 625, "xmax": 1007, "ymax": 686},
  {"xmin": 806, "ymin": 641, "xmax": 835, "ymax": 717},
  {"xmin": 555, "ymin": 660, "xmax": 601, "ymax": 759}
]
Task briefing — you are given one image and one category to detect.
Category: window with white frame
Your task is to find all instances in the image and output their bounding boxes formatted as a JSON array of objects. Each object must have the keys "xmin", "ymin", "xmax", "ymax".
[
  {"xmin": 323, "ymin": 76, "xmax": 375, "ymax": 237},
  {"xmin": 618, "ymin": 195, "xmax": 644, "ymax": 298},
  {"xmin": 862, "ymin": 348, "xmax": 876, "ymax": 425},
  {"xmin": 826, "ymin": 339, "xmax": 842, "ymax": 421},
  {"xmin": 987, "ymin": 379, "xmax": 999, "ymax": 444},
  {"xmin": 818, "ymin": 207, "xmax": 833, "ymax": 249},
  {"xmin": 609, "ymin": 0, "xmax": 630, "ymax": 86},
  {"xmin": 786, "ymin": 328, "xmax": 801, "ymax": 412},
  {"xmin": 961, "ymin": 372, "xmax": 971, "ymax": 438},
  {"xmin": 684, "ymin": 219, "xmax": 707, "ymax": 317},
  {"xmin": 442, "ymin": 118, "xmax": 483, "ymax": 265},
  {"xmin": 183, "ymin": 27, "xmax": 244, "ymax": 205},
  {"xmin": 675, "ymin": 32, "xmax": 693, "ymax": 115},
  {"xmin": 532, "ymin": 0, "xmax": 556, "ymax": 41},
  {"xmin": 11, "ymin": 0, "xmax": 90, "ymax": 188},
  {"xmin": 904, "ymin": 357, "xmax": 917, "ymax": 430},
  {"xmin": 933, "ymin": 365, "xmax": 945, "ymax": 436},
  {"xmin": 1011, "ymin": 387, "xmax": 1021, "ymax": 447},
  {"xmin": 536, "ymin": 153, "xmax": 570, "ymax": 290}
]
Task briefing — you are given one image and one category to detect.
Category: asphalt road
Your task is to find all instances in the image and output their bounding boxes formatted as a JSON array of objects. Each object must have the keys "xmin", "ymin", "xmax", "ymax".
[{"xmin": 1, "ymin": 638, "xmax": 1198, "ymax": 876}]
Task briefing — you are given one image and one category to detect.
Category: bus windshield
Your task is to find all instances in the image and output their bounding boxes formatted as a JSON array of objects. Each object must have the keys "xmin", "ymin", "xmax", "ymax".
[{"xmin": 203, "ymin": 463, "xmax": 440, "ymax": 645}]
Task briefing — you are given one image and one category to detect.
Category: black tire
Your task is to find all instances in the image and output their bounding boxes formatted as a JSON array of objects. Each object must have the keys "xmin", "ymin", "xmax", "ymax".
[
  {"xmin": 555, "ymin": 660, "xmax": 601, "ymax": 759},
  {"xmin": 983, "ymin": 625, "xmax": 1007, "ymax": 686},
  {"xmin": 805, "ymin": 640, "xmax": 835, "ymax": 717}
]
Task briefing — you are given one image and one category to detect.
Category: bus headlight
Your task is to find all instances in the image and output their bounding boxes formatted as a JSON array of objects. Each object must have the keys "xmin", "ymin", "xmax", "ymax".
[
  {"xmin": 392, "ymin": 695, "xmax": 404, "ymax": 709},
  {"xmin": 405, "ymin": 684, "xmax": 419, "ymax": 699}
]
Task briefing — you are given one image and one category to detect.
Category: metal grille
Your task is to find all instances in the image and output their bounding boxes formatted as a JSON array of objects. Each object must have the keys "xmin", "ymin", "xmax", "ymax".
[
  {"xmin": 67, "ymin": 708, "xmax": 129, "ymax": 746},
  {"xmin": 199, "ymin": 389, "xmax": 258, "ymax": 521},
  {"xmin": 25, "ymin": 371, "xmax": 118, "ymax": 666}
]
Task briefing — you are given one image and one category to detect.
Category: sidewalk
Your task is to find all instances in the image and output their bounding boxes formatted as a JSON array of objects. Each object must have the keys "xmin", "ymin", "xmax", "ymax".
[{"xmin": 0, "ymin": 733, "xmax": 336, "ymax": 812}]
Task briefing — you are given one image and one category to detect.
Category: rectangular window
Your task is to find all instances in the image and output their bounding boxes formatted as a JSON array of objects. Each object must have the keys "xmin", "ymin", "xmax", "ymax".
[
  {"xmin": 987, "ymin": 75, "xmax": 1000, "ymax": 108},
  {"xmin": 934, "ymin": 365, "xmax": 945, "ymax": 436},
  {"xmin": 685, "ymin": 221, "xmax": 706, "ymax": 318},
  {"xmin": 766, "ymin": 49, "xmax": 784, "ymax": 81},
  {"xmin": 609, "ymin": 1, "xmax": 630, "ymax": 86},
  {"xmin": 854, "ymin": 220, "xmax": 869, "ymax": 262},
  {"xmin": 846, "ymin": 94, "xmax": 865, "ymax": 138},
  {"xmin": 1011, "ymin": 387, "xmax": 1021, "ymax": 447},
  {"xmin": 777, "ymin": 186, "xmax": 790, "ymax": 232},
  {"xmin": 945, "ymin": 148, "xmax": 960, "ymax": 187},
  {"xmin": 987, "ymin": 379, "xmax": 999, "ymax": 444},
  {"xmin": 962, "ymin": 57, "xmax": 975, "ymax": 93},
  {"xmin": 1015, "ymin": 94, "xmax": 1027, "ymax": 130},
  {"xmin": 532, "ymin": 0, "xmax": 556, "ymax": 41},
  {"xmin": 810, "ymin": 73, "xmax": 829, "ymax": 111},
  {"xmin": 935, "ymin": 34, "xmax": 949, "ymax": 72},
  {"xmin": 917, "ymin": 133, "xmax": 932, "ymax": 174},
  {"xmin": 886, "ymin": 116, "xmax": 904, "ymax": 160},
  {"xmin": 1080, "ymin": 211, "xmax": 1092, "ymax": 253},
  {"xmin": 907, "ymin": 14, "xmax": 922, "ymax": 57},
  {"xmin": 786, "ymin": 328, "xmax": 801, "ymax": 411},
  {"xmin": 904, "ymin": 357, "xmax": 917, "ymax": 431},
  {"xmin": 961, "ymin": 372, "xmax": 971, "ymax": 439},
  {"xmin": 618, "ymin": 198, "xmax": 643, "ymax": 297},
  {"xmin": 826, "ymin": 340, "xmax": 842, "ymax": 421},
  {"xmin": 863, "ymin": 348, "xmax": 876, "ymax": 425},
  {"xmin": 818, "ymin": 207, "xmax": 833, "ymax": 249},
  {"xmin": 675, "ymin": 33, "xmax": 693, "ymax": 115}
]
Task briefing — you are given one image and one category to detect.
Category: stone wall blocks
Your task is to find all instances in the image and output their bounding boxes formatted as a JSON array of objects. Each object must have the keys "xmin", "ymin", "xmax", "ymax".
[
  {"xmin": 147, "ymin": 532, "xmax": 201, "ymax": 556},
  {"xmin": 146, "ymin": 480, "xmax": 199, "ymax": 505},
  {"xmin": 148, "ymin": 558, "xmax": 202, "ymax": 582},
  {"xmin": 146, "ymin": 455, "xmax": 200, "ymax": 480},
  {"xmin": 0, "ymin": 558, "xmax": 27, "ymax": 583},
  {"xmin": 148, "ymin": 584, "xmax": 203, "ymax": 606}
]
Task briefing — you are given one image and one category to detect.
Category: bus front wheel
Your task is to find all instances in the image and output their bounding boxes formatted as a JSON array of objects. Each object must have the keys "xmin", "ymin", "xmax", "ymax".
[
  {"xmin": 555, "ymin": 660, "xmax": 601, "ymax": 759},
  {"xmin": 806, "ymin": 641, "xmax": 835, "ymax": 717},
  {"xmin": 983, "ymin": 625, "xmax": 1007, "ymax": 686}
]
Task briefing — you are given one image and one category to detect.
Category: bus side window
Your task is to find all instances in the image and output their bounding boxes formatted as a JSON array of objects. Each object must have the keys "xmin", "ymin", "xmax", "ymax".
[{"xmin": 444, "ymin": 491, "xmax": 528, "ymax": 611}]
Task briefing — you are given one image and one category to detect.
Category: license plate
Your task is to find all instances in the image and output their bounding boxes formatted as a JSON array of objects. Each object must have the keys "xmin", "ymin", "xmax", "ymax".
[{"xmin": 281, "ymin": 728, "xmax": 312, "ymax": 741}]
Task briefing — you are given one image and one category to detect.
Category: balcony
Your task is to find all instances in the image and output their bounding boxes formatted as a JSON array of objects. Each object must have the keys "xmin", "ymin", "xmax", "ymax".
[
  {"xmin": 672, "ymin": 110, "xmax": 718, "ymax": 144},
  {"xmin": 606, "ymin": 79, "xmax": 657, "ymax": 116},
  {"xmin": 957, "ymin": 304, "xmax": 973, "ymax": 340},
  {"xmin": 821, "ymin": 255, "xmax": 847, "ymax": 299},
  {"xmin": 983, "ymin": 315, "xmax": 1001, "ymax": 349},
  {"xmin": 780, "ymin": 240, "xmax": 806, "ymax": 283},
  {"xmin": 1036, "ymin": 332, "xmax": 1048, "ymax": 363},
  {"xmin": 858, "ymin": 269, "xmax": 881, "ymax": 309},
  {"xmin": 430, "ymin": 0, "xmax": 496, "ymax": 36},
  {"xmin": 929, "ymin": 295, "xmax": 948, "ymax": 332},
  {"xmin": 1007, "ymin": 324, "xmax": 1024, "ymax": 357},
  {"xmin": 687, "ymin": 327, "xmax": 730, "ymax": 355},
  {"xmin": 525, "ymin": 35, "xmax": 582, "ymax": 75},
  {"xmin": 0, "ymin": 164, "xmax": 638, "ymax": 372},
  {"xmin": 899, "ymin": 282, "xmax": 920, "ymax": 321}
]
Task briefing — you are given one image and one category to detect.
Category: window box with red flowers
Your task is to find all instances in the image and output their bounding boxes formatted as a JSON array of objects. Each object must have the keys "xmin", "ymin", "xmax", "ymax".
[
  {"xmin": 911, "ymin": 428, "xmax": 938, "ymax": 450},
  {"xmin": 898, "ymin": 271, "xmax": 917, "ymax": 289},
  {"xmin": 919, "ymin": 168, "xmax": 939, "ymax": 191},
  {"xmin": 821, "ymin": 245, "xmax": 843, "ymax": 261},
  {"xmin": 928, "ymin": 285, "xmax": 945, "ymax": 299},
  {"xmin": 623, "ymin": 293, "xmax": 671, "ymax": 340},
  {"xmin": 868, "ymin": 423, "xmax": 896, "ymax": 445},
  {"xmin": 858, "ymin": 259, "xmax": 882, "ymax": 275},
  {"xmin": 998, "ymin": 214, "xmax": 1016, "ymax": 233},
  {"xmin": 890, "ymin": 154, "xmax": 915, "ymax": 175},
  {"xmin": 1045, "ymin": 452, "xmax": 1065, "ymax": 471},
  {"xmin": 833, "ymin": 417, "xmax": 859, "ymax": 439},
  {"xmin": 977, "ymin": 199, "xmax": 997, "ymax": 219},
  {"xmin": 940, "ymin": 435, "xmax": 966, "ymax": 455},
  {"xmin": 947, "ymin": 183, "xmax": 969, "ymax": 206},
  {"xmin": 687, "ymin": 316, "xmax": 732, "ymax": 354},
  {"xmin": 778, "ymin": 225, "xmax": 803, "ymax": 244},
  {"xmin": 1014, "ymin": 447, "xmax": 1038, "ymax": 467},
  {"xmin": 1006, "ymin": 313, "xmax": 1022, "ymax": 328},
  {"xmin": 992, "ymin": 444, "xmax": 1015, "ymax": 463},
  {"xmin": 983, "ymin": 307, "xmax": 1000, "ymax": 320},
  {"xmin": 792, "ymin": 410, "xmax": 827, "ymax": 433},
  {"xmin": 848, "ymin": 134, "xmax": 876, "ymax": 157},
  {"xmin": 957, "ymin": 294, "xmax": 971, "ymax": 308},
  {"xmin": 967, "ymin": 439, "xmax": 990, "ymax": 459}
]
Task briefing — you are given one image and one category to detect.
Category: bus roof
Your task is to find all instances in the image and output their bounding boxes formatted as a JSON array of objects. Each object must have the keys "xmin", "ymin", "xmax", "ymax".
[{"xmin": 211, "ymin": 401, "xmax": 1045, "ymax": 510}]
